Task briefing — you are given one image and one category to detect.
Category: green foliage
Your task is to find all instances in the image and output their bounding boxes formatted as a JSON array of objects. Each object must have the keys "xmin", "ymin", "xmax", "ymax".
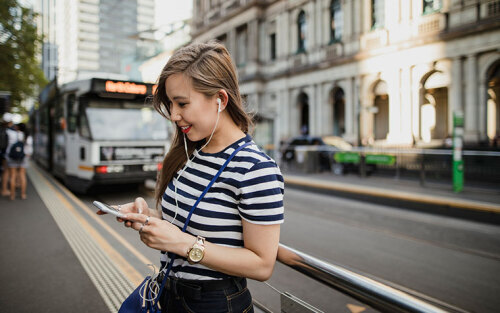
[{"xmin": 0, "ymin": 0, "xmax": 47, "ymax": 113}]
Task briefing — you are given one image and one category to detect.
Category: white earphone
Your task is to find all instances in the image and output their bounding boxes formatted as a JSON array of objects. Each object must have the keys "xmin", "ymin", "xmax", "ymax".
[{"xmin": 217, "ymin": 98, "xmax": 222, "ymax": 112}]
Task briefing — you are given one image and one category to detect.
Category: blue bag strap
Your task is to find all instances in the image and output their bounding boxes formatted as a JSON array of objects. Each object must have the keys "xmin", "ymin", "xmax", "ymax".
[{"xmin": 153, "ymin": 141, "xmax": 252, "ymax": 307}]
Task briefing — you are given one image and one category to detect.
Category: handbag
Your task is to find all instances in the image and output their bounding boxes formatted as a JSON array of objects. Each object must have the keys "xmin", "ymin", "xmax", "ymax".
[{"xmin": 118, "ymin": 141, "xmax": 251, "ymax": 312}]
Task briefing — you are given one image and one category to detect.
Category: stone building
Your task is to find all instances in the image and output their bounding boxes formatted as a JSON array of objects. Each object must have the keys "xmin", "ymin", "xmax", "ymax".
[{"xmin": 191, "ymin": 0, "xmax": 500, "ymax": 151}]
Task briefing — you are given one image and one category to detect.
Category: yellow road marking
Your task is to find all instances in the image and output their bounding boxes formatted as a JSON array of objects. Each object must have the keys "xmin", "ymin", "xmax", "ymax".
[
  {"xmin": 33, "ymin": 166, "xmax": 148, "ymax": 286},
  {"xmin": 55, "ymin": 180, "xmax": 154, "ymax": 267}
]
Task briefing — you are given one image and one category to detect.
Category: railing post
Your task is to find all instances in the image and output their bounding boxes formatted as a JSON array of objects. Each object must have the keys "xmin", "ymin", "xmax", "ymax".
[{"xmin": 420, "ymin": 151, "xmax": 426, "ymax": 187}]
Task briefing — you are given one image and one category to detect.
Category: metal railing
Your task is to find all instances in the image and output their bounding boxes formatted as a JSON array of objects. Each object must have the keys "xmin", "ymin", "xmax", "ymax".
[
  {"xmin": 279, "ymin": 147, "xmax": 500, "ymax": 188},
  {"xmin": 276, "ymin": 244, "xmax": 466, "ymax": 313}
]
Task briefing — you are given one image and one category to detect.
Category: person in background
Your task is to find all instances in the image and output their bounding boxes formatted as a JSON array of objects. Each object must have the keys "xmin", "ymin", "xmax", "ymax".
[
  {"xmin": 5, "ymin": 123, "xmax": 32, "ymax": 200},
  {"xmin": 97, "ymin": 41, "xmax": 285, "ymax": 312},
  {"xmin": 1, "ymin": 113, "xmax": 14, "ymax": 197}
]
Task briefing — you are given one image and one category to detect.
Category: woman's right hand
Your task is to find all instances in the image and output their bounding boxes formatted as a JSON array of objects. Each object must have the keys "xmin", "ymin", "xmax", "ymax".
[{"xmin": 116, "ymin": 197, "xmax": 158, "ymax": 227}]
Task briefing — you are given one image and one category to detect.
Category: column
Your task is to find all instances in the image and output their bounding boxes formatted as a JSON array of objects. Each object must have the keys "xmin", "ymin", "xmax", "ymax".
[
  {"xmin": 387, "ymin": 69, "xmax": 401, "ymax": 143},
  {"xmin": 464, "ymin": 54, "xmax": 479, "ymax": 143},
  {"xmin": 315, "ymin": 83, "xmax": 324, "ymax": 135},
  {"xmin": 400, "ymin": 66, "xmax": 413, "ymax": 144},
  {"xmin": 248, "ymin": 20, "xmax": 259, "ymax": 63},
  {"xmin": 306, "ymin": 85, "xmax": 317, "ymax": 135},
  {"xmin": 227, "ymin": 29, "xmax": 236, "ymax": 57},
  {"xmin": 344, "ymin": 77, "xmax": 355, "ymax": 141},
  {"xmin": 449, "ymin": 56, "xmax": 463, "ymax": 137}
]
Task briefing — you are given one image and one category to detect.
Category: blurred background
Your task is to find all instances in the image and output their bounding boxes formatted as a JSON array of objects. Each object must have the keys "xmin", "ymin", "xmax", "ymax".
[
  {"xmin": 2, "ymin": 0, "xmax": 500, "ymax": 188},
  {"xmin": 1, "ymin": 1, "xmax": 500, "ymax": 312}
]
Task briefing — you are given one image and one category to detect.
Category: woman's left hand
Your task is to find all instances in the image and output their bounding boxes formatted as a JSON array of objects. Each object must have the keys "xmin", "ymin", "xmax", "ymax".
[{"xmin": 123, "ymin": 213, "xmax": 191, "ymax": 254}]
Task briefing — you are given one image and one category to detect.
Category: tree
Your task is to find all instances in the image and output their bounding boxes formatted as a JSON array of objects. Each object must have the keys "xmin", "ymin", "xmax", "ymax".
[{"xmin": 0, "ymin": 0, "xmax": 47, "ymax": 113}]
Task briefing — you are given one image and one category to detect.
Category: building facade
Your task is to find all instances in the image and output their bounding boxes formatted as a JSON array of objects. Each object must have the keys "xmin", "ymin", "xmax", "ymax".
[
  {"xmin": 191, "ymin": 0, "xmax": 500, "ymax": 150},
  {"xmin": 37, "ymin": 0, "xmax": 156, "ymax": 84}
]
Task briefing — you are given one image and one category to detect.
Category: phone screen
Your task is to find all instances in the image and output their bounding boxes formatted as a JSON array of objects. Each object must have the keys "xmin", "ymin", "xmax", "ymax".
[{"xmin": 93, "ymin": 201, "xmax": 125, "ymax": 218}]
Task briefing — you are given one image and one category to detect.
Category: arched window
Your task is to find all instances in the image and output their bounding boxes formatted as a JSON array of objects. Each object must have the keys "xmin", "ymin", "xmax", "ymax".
[
  {"xmin": 423, "ymin": 0, "xmax": 442, "ymax": 15},
  {"xmin": 297, "ymin": 10, "xmax": 307, "ymax": 53},
  {"xmin": 330, "ymin": 0, "xmax": 343, "ymax": 43},
  {"xmin": 371, "ymin": 0, "xmax": 385, "ymax": 29}
]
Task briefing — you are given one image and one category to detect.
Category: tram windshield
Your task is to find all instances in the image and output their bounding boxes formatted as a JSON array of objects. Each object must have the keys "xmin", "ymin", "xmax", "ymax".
[{"xmin": 85, "ymin": 104, "xmax": 168, "ymax": 141}]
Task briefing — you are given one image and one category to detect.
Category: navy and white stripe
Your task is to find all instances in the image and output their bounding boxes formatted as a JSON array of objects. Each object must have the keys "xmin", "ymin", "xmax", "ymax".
[{"xmin": 160, "ymin": 134, "xmax": 284, "ymax": 280}]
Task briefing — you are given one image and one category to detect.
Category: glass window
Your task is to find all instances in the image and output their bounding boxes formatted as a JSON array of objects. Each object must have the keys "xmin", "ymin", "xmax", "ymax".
[
  {"xmin": 297, "ymin": 10, "xmax": 307, "ymax": 53},
  {"xmin": 236, "ymin": 25, "xmax": 247, "ymax": 67},
  {"xmin": 269, "ymin": 33, "xmax": 276, "ymax": 61},
  {"xmin": 371, "ymin": 0, "xmax": 385, "ymax": 29},
  {"xmin": 85, "ymin": 102, "xmax": 168, "ymax": 141},
  {"xmin": 423, "ymin": 0, "xmax": 442, "ymax": 15},
  {"xmin": 330, "ymin": 0, "xmax": 343, "ymax": 42},
  {"xmin": 66, "ymin": 94, "xmax": 77, "ymax": 133}
]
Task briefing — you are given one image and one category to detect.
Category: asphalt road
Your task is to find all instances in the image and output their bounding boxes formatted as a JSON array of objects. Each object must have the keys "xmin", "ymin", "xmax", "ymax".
[{"xmin": 78, "ymin": 183, "xmax": 500, "ymax": 313}]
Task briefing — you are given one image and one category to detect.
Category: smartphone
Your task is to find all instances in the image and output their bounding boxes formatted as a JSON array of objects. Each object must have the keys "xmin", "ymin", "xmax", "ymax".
[{"xmin": 93, "ymin": 200, "xmax": 125, "ymax": 218}]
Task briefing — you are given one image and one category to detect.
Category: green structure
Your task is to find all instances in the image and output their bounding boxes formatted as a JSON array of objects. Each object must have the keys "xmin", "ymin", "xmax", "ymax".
[{"xmin": 452, "ymin": 111, "xmax": 464, "ymax": 192}]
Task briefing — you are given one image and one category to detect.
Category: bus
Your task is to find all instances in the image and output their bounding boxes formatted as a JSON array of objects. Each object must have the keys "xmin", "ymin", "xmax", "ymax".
[{"xmin": 32, "ymin": 78, "xmax": 170, "ymax": 193}]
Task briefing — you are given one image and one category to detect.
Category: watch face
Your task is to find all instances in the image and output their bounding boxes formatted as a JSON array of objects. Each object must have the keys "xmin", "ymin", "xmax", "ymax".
[{"xmin": 189, "ymin": 248, "xmax": 204, "ymax": 263}]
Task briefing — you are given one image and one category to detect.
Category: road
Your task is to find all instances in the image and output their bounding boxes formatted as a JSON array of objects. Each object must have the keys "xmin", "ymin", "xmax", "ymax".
[{"xmin": 79, "ymin": 183, "xmax": 500, "ymax": 313}]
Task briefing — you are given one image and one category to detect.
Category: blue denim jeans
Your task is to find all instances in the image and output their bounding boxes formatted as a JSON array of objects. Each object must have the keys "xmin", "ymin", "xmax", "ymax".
[{"xmin": 159, "ymin": 277, "xmax": 254, "ymax": 313}]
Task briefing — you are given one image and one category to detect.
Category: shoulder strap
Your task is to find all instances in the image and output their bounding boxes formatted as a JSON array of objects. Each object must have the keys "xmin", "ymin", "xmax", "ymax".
[
  {"xmin": 182, "ymin": 141, "xmax": 251, "ymax": 232},
  {"xmin": 154, "ymin": 140, "xmax": 252, "ymax": 306}
]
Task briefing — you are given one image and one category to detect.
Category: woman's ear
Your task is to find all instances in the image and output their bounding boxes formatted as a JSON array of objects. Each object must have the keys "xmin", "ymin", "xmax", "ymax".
[{"xmin": 217, "ymin": 89, "xmax": 229, "ymax": 111}]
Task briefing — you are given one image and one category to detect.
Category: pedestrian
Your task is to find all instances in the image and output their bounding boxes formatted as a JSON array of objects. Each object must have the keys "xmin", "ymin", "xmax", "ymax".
[
  {"xmin": 1, "ymin": 113, "xmax": 14, "ymax": 197},
  {"xmin": 97, "ymin": 41, "xmax": 284, "ymax": 312},
  {"xmin": 5, "ymin": 123, "xmax": 32, "ymax": 200}
]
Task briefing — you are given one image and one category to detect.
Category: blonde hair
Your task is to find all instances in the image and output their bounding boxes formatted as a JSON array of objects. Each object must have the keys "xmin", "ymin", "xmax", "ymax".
[{"xmin": 152, "ymin": 41, "xmax": 253, "ymax": 208}]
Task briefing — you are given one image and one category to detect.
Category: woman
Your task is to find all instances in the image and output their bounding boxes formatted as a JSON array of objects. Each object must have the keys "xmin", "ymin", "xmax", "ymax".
[
  {"xmin": 6, "ymin": 123, "xmax": 31, "ymax": 200},
  {"xmin": 103, "ymin": 42, "xmax": 284, "ymax": 312}
]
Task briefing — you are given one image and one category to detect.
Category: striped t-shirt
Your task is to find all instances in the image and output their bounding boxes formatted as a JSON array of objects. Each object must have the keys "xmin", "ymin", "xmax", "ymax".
[{"xmin": 160, "ymin": 134, "xmax": 284, "ymax": 280}]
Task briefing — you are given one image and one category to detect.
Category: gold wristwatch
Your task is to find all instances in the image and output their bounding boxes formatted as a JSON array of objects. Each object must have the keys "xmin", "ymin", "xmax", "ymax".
[{"xmin": 187, "ymin": 236, "xmax": 205, "ymax": 264}]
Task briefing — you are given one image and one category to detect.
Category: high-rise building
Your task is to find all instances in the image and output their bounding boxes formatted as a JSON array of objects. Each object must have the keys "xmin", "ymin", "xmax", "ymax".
[{"xmin": 36, "ymin": 0, "xmax": 156, "ymax": 84}]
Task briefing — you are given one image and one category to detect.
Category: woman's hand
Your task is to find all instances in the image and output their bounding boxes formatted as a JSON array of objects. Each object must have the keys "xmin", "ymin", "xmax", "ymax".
[
  {"xmin": 123, "ymin": 212, "xmax": 192, "ymax": 254},
  {"xmin": 95, "ymin": 197, "xmax": 160, "ymax": 227}
]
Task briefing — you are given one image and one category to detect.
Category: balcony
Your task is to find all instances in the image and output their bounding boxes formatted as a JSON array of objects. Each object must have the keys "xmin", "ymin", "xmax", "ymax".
[
  {"xmin": 417, "ymin": 12, "xmax": 446, "ymax": 36},
  {"xmin": 360, "ymin": 29, "xmax": 388, "ymax": 51}
]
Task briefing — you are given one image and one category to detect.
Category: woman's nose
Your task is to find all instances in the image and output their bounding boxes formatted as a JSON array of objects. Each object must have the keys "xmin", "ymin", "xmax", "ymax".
[{"xmin": 170, "ymin": 106, "xmax": 181, "ymax": 121}]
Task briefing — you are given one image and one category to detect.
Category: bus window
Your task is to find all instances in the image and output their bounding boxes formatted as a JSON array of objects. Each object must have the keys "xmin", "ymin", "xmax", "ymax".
[
  {"xmin": 85, "ymin": 101, "xmax": 168, "ymax": 141},
  {"xmin": 66, "ymin": 94, "xmax": 77, "ymax": 133},
  {"xmin": 79, "ymin": 112, "xmax": 91, "ymax": 139}
]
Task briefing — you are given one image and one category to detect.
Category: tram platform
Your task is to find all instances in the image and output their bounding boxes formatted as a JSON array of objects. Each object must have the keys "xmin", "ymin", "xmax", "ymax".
[{"xmin": 0, "ymin": 169, "xmax": 109, "ymax": 312}]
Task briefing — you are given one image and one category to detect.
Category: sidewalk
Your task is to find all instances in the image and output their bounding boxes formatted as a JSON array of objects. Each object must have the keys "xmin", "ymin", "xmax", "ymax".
[
  {"xmin": 282, "ymin": 171, "xmax": 500, "ymax": 220},
  {"xmin": 0, "ymin": 174, "xmax": 109, "ymax": 312}
]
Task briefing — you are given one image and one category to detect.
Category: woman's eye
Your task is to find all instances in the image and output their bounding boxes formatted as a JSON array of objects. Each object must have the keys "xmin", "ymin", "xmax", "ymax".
[{"xmin": 178, "ymin": 102, "xmax": 187, "ymax": 107}]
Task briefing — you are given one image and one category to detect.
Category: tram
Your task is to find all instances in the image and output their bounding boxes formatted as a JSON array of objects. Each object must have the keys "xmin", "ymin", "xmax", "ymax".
[{"xmin": 32, "ymin": 78, "xmax": 170, "ymax": 193}]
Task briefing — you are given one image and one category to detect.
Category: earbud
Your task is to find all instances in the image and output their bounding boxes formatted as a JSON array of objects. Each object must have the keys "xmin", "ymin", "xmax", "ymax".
[{"xmin": 217, "ymin": 98, "xmax": 222, "ymax": 112}]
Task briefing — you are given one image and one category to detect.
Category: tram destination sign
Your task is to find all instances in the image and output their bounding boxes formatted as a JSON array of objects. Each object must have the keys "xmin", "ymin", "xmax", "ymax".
[
  {"xmin": 100, "ymin": 146, "xmax": 164, "ymax": 161},
  {"xmin": 91, "ymin": 79, "xmax": 157, "ymax": 96}
]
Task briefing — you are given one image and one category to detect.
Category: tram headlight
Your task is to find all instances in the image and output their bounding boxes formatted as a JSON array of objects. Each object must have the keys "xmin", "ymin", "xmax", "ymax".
[{"xmin": 95, "ymin": 165, "xmax": 124, "ymax": 173}]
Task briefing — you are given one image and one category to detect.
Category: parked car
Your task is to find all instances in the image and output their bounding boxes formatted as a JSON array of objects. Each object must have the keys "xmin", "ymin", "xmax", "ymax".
[{"xmin": 280, "ymin": 135, "xmax": 354, "ymax": 173}]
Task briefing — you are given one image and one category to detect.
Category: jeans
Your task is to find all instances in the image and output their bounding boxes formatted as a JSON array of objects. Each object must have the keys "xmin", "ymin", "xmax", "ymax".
[{"xmin": 159, "ymin": 277, "xmax": 254, "ymax": 313}]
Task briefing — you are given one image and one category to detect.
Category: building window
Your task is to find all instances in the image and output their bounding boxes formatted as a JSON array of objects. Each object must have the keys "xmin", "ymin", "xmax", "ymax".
[
  {"xmin": 423, "ymin": 0, "xmax": 442, "ymax": 15},
  {"xmin": 236, "ymin": 25, "xmax": 247, "ymax": 67},
  {"xmin": 217, "ymin": 34, "xmax": 227, "ymax": 47},
  {"xmin": 269, "ymin": 33, "xmax": 276, "ymax": 61},
  {"xmin": 371, "ymin": 0, "xmax": 385, "ymax": 29},
  {"xmin": 297, "ymin": 10, "xmax": 307, "ymax": 53},
  {"xmin": 330, "ymin": 0, "xmax": 343, "ymax": 43}
]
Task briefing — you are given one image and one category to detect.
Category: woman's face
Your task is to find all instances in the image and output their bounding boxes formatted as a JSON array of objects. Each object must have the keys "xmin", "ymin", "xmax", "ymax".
[{"xmin": 165, "ymin": 73, "xmax": 219, "ymax": 142}]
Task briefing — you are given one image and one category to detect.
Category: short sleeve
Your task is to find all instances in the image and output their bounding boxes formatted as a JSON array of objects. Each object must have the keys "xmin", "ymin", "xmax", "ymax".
[{"xmin": 238, "ymin": 160, "xmax": 284, "ymax": 225}]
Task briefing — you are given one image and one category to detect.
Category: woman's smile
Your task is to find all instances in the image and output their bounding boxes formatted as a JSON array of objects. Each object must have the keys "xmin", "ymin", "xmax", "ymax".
[{"xmin": 180, "ymin": 125, "xmax": 192, "ymax": 134}]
